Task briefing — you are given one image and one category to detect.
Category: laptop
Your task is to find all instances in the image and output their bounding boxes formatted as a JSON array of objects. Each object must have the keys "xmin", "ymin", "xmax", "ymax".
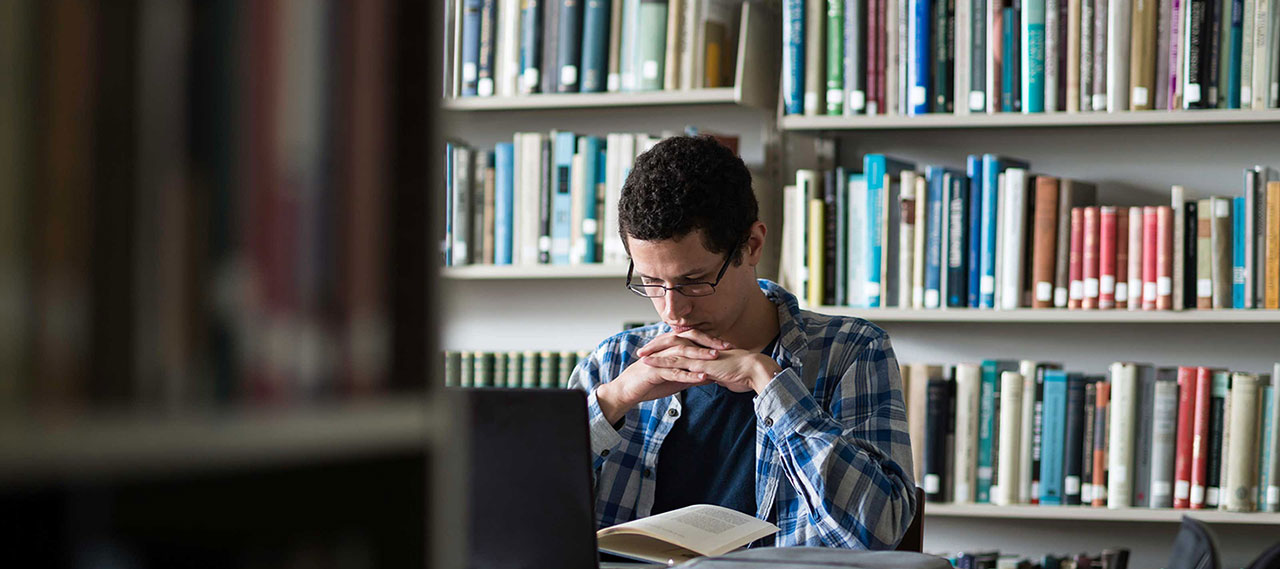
[{"xmin": 460, "ymin": 388, "xmax": 652, "ymax": 569}]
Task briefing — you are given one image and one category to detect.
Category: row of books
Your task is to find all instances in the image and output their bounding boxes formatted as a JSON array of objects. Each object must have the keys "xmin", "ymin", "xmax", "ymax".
[
  {"xmin": 781, "ymin": 0, "xmax": 1280, "ymax": 116},
  {"xmin": 445, "ymin": 0, "xmax": 742, "ymax": 97},
  {"xmin": 1, "ymin": 0, "xmax": 393, "ymax": 409},
  {"xmin": 945, "ymin": 549, "xmax": 1130, "ymax": 569},
  {"xmin": 779, "ymin": 154, "xmax": 1280, "ymax": 310},
  {"xmin": 443, "ymin": 350, "xmax": 590, "ymax": 389},
  {"xmin": 443, "ymin": 129, "xmax": 738, "ymax": 267},
  {"xmin": 903, "ymin": 360, "xmax": 1280, "ymax": 512}
]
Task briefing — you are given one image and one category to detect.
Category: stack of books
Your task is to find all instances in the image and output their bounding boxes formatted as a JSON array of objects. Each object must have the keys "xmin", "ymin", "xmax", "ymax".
[
  {"xmin": 782, "ymin": 155, "xmax": 1280, "ymax": 310},
  {"xmin": 446, "ymin": 0, "xmax": 743, "ymax": 97},
  {"xmin": 903, "ymin": 359, "xmax": 1280, "ymax": 512},
  {"xmin": 781, "ymin": 0, "xmax": 1280, "ymax": 116}
]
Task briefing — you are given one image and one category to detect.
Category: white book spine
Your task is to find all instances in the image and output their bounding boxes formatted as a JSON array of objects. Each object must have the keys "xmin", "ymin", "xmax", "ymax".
[
  {"xmin": 848, "ymin": 176, "xmax": 870, "ymax": 307},
  {"xmin": 511, "ymin": 134, "xmax": 524, "ymax": 265},
  {"xmin": 954, "ymin": 363, "xmax": 983, "ymax": 503},
  {"xmin": 1019, "ymin": 361, "xmax": 1040, "ymax": 502},
  {"xmin": 1172, "ymin": 185, "xmax": 1185, "ymax": 310},
  {"xmin": 1128, "ymin": 206, "xmax": 1145, "ymax": 311},
  {"xmin": 497, "ymin": 0, "xmax": 522, "ymax": 96},
  {"xmin": 1226, "ymin": 373, "xmax": 1262, "ymax": 511},
  {"xmin": 779, "ymin": 184, "xmax": 802, "ymax": 296},
  {"xmin": 1251, "ymin": 0, "xmax": 1271, "ymax": 108},
  {"xmin": 956, "ymin": 0, "xmax": 974, "ymax": 115},
  {"xmin": 1108, "ymin": 362, "xmax": 1138, "ymax": 508},
  {"xmin": 1151, "ymin": 378, "xmax": 1180, "ymax": 508},
  {"xmin": 1242, "ymin": 0, "xmax": 1257, "ymax": 105},
  {"xmin": 995, "ymin": 371, "xmax": 1025, "ymax": 504},
  {"xmin": 1000, "ymin": 170, "xmax": 1028, "ymax": 310},
  {"xmin": 1268, "ymin": 366, "xmax": 1280, "ymax": 511},
  {"xmin": 986, "ymin": 0, "xmax": 1000, "ymax": 113},
  {"xmin": 1047, "ymin": 0, "xmax": 1061, "ymax": 112},
  {"xmin": 1106, "ymin": 0, "xmax": 1132, "ymax": 111},
  {"xmin": 602, "ymin": 134, "xmax": 622, "ymax": 264},
  {"xmin": 994, "ymin": 172, "xmax": 1007, "ymax": 308},
  {"xmin": 569, "ymin": 151, "xmax": 587, "ymax": 265}
]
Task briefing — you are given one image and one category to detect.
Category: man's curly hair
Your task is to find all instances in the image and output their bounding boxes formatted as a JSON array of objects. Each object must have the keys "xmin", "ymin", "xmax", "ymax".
[{"xmin": 618, "ymin": 135, "xmax": 757, "ymax": 264}]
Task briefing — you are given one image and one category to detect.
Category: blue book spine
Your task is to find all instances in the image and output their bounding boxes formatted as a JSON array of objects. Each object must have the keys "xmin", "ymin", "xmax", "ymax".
[
  {"xmin": 866, "ymin": 156, "xmax": 887, "ymax": 308},
  {"xmin": 1234, "ymin": 196, "xmax": 1246, "ymax": 308},
  {"xmin": 521, "ymin": 0, "xmax": 544, "ymax": 92},
  {"xmin": 445, "ymin": 143, "xmax": 455, "ymax": 265},
  {"xmin": 557, "ymin": 0, "xmax": 585, "ymax": 92},
  {"xmin": 947, "ymin": 175, "xmax": 970, "ymax": 306},
  {"xmin": 977, "ymin": 360, "xmax": 998, "ymax": 503},
  {"xmin": 908, "ymin": 0, "xmax": 932, "ymax": 115},
  {"xmin": 1021, "ymin": 0, "xmax": 1046, "ymax": 113},
  {"xmin": 552, "ymin": 132, "xmax": 577, "ymax": 264},
  {"xmin": 924, "ymin": 167, "xmax": 946, "ymax": 308},
  {"xmin": 967, "ymin": 156, "xmax": 984, "ymax": 307},
  {"xmin": 784, "ymin": 0, "xmax": 806, "ymax": 114},
  {"xmin": 461, "ymin": 0, "xmax": 485, "ymax": 96},
  {"xmin": 494, "ymin": 142, "xmax": 515, "ymax": 265},
  {"xmin": 979, "ymin": 154, "xmax": 1030, "ymax": 308},
  {"xmin": 1227, "ymin": 0, "xmax": 1243, "ymax": 108},
  {"xmin": 581, "ymin": 136, "xmax": 603, "ymax": 263},
  {"xmin": 581, "ymin": 0, "xmax": 612, "ymax": 92},
  {"xmin": 1260, "ymin": 385, "xmax": 1273, "ymax": 507},
  {"xmin": 1039, "ymin": 369, "xmax": 1068, "ymax": 505},
  {"xmin": 1001, "ymin": 6, "xmax": 1017, "ymax": 112}
]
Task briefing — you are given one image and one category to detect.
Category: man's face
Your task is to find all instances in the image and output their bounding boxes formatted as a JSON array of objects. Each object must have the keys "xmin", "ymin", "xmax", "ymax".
[{"xmin": 626, "ymin": 230, "xmax": 750, "ymax": 339}]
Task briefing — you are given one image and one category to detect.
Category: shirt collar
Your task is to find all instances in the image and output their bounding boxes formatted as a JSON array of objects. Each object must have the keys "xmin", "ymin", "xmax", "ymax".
[{"xmin": 756, "ymin": 279, "xmax": 807, "ymax": 368}]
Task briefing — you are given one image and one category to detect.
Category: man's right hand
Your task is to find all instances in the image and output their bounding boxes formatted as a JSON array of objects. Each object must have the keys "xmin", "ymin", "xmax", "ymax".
[{"xmin": 595, "ymin": 330, "xmax": 734, "ymax": 426}]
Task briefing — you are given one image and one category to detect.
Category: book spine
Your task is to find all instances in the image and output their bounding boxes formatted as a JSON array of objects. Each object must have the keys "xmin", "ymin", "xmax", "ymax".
[
  {"xmin": 1197, "ymin": 198, "xmax": 1213, "ymax": 308},
  {"xmin": 909, "ymin": 0, "xmax": 933, "ymax": 114},
  {"xmin": 1156, "ymin": 0, "xmax": 1173, "ymax": 108},
  {"xmin": 1002, "ymin": 4, "xmax": 1018, "ymax": 111},
  {"xmin": 948, "ymin": 176, "xmax": 971, "ymax": 306},
  {"xmin": 1046, "ymin": 0, "xmax": 1061, "ymax": 111},
  {"xmin": 973, "ymin": 0, "xmax": 989, "ymax": 111},
  {"xmin": 1225, "ymin": 0, "xmax": 1243, "ymax": 107},
  {"xmin": 1092, "ymin": 0, "xmax": 1109, "ymax": 111},
  {"xmin": 1211, "ymin": 197, "xmax": 1233, "ymax": 308},
  {"xmin": 1092, "ymin": 380, "xmax": 1111, "ymax": 506},
  {"xmin": 997, "ymin": 371, "xmax": 1025, "ymax": 504},
  {"xmin": 806, "ymin": 0, "xmax": 828, "ymax": 112},
  {"xmin": 1190, "ymin": 366, "xmax": 1213, "ymax": 508},
  {"xmin": 784, "ymin": 0, "xmax": 806, "ymax": 114},
  {"xmin": 606, "ymin": 0, "xmax": 624, "ymax": 90},
  {"xmin": 1157, "ymin": 206, "xmax": 1174, "ymax": 309},
  {"xmin": 1226, "ymin": 374, "xmax": 1262, "ymax": 511},
  {"xmin": 1245, "ymin": 171, "xmax": 1258, "ymax": 308},
  {"xmin": 1032, "ymin": 178, "xmax": 1059, "ymax": 308},
  {"xmin": 968, "ymin": 157, "xmax": 985, "ymax": 306},
  {"xmin": 1260, "ymin": 384, "xmax": 1274, "ymax": 510},
  {"xmin": 955, "ymin": 363, "xmax": 983, "ymax": 502},
  {"xmin": 848, "ymin": 0, "xmax": 869, "ymax": 113},
  {"xmin": 957, "ymin": 0, "xmax": 973, "ymax": 114},
  {"xmin": 462, "ymin": 0, "xmax": 485, "ymax": 96},
  {"xmin": 980, "ymin": 156, "xmax": 1000, "ymax": 307},
  {"xmin": 836, "ymin": 167, "xmax": 849, "ymax": 306},
  {"xmin": 1168, "ymin": 0, "xmax": 1183, "ymax": 106},
  {"xmin": 1269, "ymin": 183, "xmax": 1280, "ymax": 308},
  {"xmin": 521, "ymin": 0, "xmax": 544, "ymax": 93},
  {"xmin": 1248, "ymin": 0, "xmax": 1267, "ymax": 108},
  {"xmin": 1019, "ymin": 363, "xmax": 1040, "ymax": 502},
  {"xmin": 978, "ymin": 360, "xmax": 999, "ymax": 502},
  {"xmin": 1083, "ymin": 206, "xmax": 1101, "ymax": 309},
  {"xmin": 1240, "ymin": 0, "xmax": 1254, "ymax": 105},
  {"xmin": 543, "ymin": 0, "xmax": 563, "ymax": 94},
  {"xmin": 828, "ymin": 0, "xmax": 846, "ymax": 114},
  {"xmin": 1069, "ymin": 207, "xmax": 1085, "ymax": 308},
  {"xmin": 1132, "ymin": 0, "xmax": 1158, "ymax": 109},
  {"xmin": 1134, "ymin": 367, "xmax": 1157, "ymax": 506},
  {"xmin": 867, "ymin": 159, "xmax": 889, "ymax": 307},
  {"xmin": 925, "ymin": 376, "xmax": 955, "ymax": 502},
  {"xmin": 1082, "ymin": 0, "xmax": 1096, "ymax": 108},
  {"xmin": 1106, "ymin": 0, "xmax": 1132, "ymax": 110},
  {"xmin": 1023, "ymin": 0, "xmax": 1048, "ymax": 112},
  {"xmin": 1064, "ymin": 373, "xmax": 1087, "ymax": 504},
  {"xmin": 1215, "ymin": 370, "xmax": 1233, "ymax": 509},
  {"xmin": 636, "ymin": 0, "xmax": 669, "ymax": 91},
  {"xmin": 1267, "ymin": 369, "xmax": 1280, "ymax": 511},
  {"xmin": 1172, "ymin": 186, "xmax": 1186, "ymax": 309},
  {"xmin": 925, "ymin": 169, "xmax": 945, "ymax": 307},
  {"xmin": 1068, "ymin": 0, "xmax": 1083, "ymax": 110},
  {"xmin": 1205, "ymin": 370, "xmax": 1229, "ymax": 507},
  {"xmin": 1183, "ymin": 0, "xmax": 1207, "ymax": 107},
  {"xmin": 1082, "ymin": 380, "xmax": 1098, "ymax": 503},
  {"xmin": 551, "ymin": 132, "xmax": 576, "ymax": 264},
  {"xmin": 935, "ymin": 0, "xmax": 956, "ymax": 112},
  {"xmin": 1041, "ymin": 370, "xmax": 1069, "ymax": 505},
  {"xmin": 1151, "ymin": 375, "xmax": 1180, "ymax": 508},
  {"xmin": 999, "ymin": 169, "xmax": 1028, "ymax": 309},
  {"xmin": 1099, "ymin": 206, "xmax": 1118, "ymax": 308},
  {"xmin": 539, "ymin": 136, "xmax": 553, "ymax": 263},
  {"xmin": 494, "ymin": 143, "xmax": 515, "ymax": 265},
  {"xmin": 581, "ymin": 0, "xmax": 612, "ymax": 92},
  {"xmin": 1234, "ymin": 195, "xmax": 1247, "ymax": 308},
  {"xmin": 900, "ymin": 175, "xmax": 917, "ymax": 307},
  {"xmin": 478, "ymin": 0, "xmax": 498, "ymax": 96},
  {"xmin": 825, "ymin": 169, "xmax": 840, "ymax": 305},
  {"xmin": 1184, "ymin": 200, "xmax": 1200, "ymax": 309},
  {"xmin": 1143, "ymin": 206, "xmax": 1159, "ymax": 310},
  {"xmin": 1108, "ymin": 363, "xmax": 1138, "ymax": 508},
  {"xmin": 1116, "ymin": 208, "xmax": 1131, "ymax": 308}
]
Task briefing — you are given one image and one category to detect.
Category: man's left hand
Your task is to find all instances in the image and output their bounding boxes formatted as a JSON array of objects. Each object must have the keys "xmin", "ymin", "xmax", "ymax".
[{"xmin": 640, "ymin": 348, "xmax": 782, "ymax": 395}]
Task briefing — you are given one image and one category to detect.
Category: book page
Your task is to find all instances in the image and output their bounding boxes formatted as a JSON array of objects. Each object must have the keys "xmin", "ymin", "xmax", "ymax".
[{"xmin": 596, "ymin": 504, "xmax": 779, "ymax": 558}]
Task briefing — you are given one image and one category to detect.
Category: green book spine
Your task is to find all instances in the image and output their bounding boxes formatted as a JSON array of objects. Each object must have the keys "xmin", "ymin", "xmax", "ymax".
[
  {"xmin": 827, "ymin": 0, "xmax": 846, "ymax": 114},
  {"xmin": 445, "ymin": 351, "xmax": 461, "ymax": 386},
  {"xmin": 506, "ymin": 351, "xmax": 523, "ymax": 388},
  {"xmin": 460, "ymin": 352, "xmax": 476, "ymax": 387},
  {"xmin": 493, "ymin": 352, "xmax": 508, "ymax": 388},
  {"xmin": 636, "ymin": 0, "xmax": 669, "ymax": 91},
  {"xmin": 558, "ymin": 351, "xmax": 577, "ymax": 388},
  {"xmin": 977, "ymin": 359, "xmax": 998, "ymax": 503},
  {"xmin": 522, "ymin": 350, "xmax": 539, "ymax": 388},
  {"xmin": 476, "ymin": 352, "xmax": 495, "ymax": 387},
  {"xmin": 540, "ymin": 351, "xmax": 559, "ymax": 388}
]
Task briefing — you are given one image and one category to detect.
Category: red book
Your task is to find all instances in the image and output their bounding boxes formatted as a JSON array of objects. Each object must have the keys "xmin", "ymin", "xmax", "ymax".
[
  {"xmin": 1157, "ymin": 206, "xmax": 1174, "ymax": 310},
  {"xmin": 1115, "ymin": 208, "xmax": 1130, "ymax": 309},
  {"xmin": 1189, "ymin": 366, "xmax": 1214, "ymax": 509},
  {"xmin": 1091, "ymin": 381, "xmax": 1111, "ymax": 507},
  {"xmin": 1173, "ymin": 366, "xmax": 1197, "ymax": 509},
  {"xmin": 1099, "ymin": 206, "xmax": 1118, "ymax": 309},
  {"xmin": 1143, "ymin": 206, "xmax": 1159, "ymax": 310},
  {"xmin": 1069, "ymin": 207, "xmax": 1085, "ymax": 309},
  {"xmin": 1083, "ymin": 206, "xmax": 1100, "ymax": 309}
]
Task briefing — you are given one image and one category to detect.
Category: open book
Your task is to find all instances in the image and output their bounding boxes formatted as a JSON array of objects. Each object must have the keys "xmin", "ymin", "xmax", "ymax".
[{"xmin": 596, "ymin": 504, "xmax": 780, "ymax": 565}]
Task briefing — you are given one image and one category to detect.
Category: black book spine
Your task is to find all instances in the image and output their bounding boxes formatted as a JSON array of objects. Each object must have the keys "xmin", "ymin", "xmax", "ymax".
[
  {"xmin": 1184, "ymin": 0, "xmax": 1209, "ymax": 108},
  {"xmin": 1030, "ymin": 367, "xmax": 1047, "ymax": 502},
  {"xmin": 1204, "ymin": 0, "xmax": 1221, "ymax": 106},
  {"xmin": 824, "ymin": 168, "xmax": 839, "ymax": 306},
  {"xmin": 1056, "ymin": 0, "xmax": 1069, "ymax": 110},
  {"xmin": 539, "ymin": 138, "xmax": 553, "ymax": 263},
  {"xmin": 1205, "ymin": 383, "xmax": 1225, "ymax": 505},
  {"xmin": 1064, "ymin": 373, "xmax": 1087, "ymax": 505},
  {"xmin": 557, "ymin": 0, "xmax": 585, "ymax": 92},
  {"xmin": 834, "ymin": 167, "xmax": 848, "ymax": 306},
  {"xmin": 1012, "ymin": 0, "xmax": 1022, "ymax": 111},
  {"xmin": 1133, "ymin": 366, "xmax": 1157, "ymax": 507},
  {"xmin": 947, "ymin": 176, "xmax": 969, "ymax": 306},
  {"xmin": 1081, "ymin": 381, "xmax": 1097, "ymax": 504},
  {"xmin": 1183, "ymin": 201, "xmax": 1198, "ymax": 308},
  {"xmin": 847, "ymin": 0, "xmax": 867, "ymax": 114},
  {"xmin": 925, "ymin": 376, "xmax": 953, "ymax": 502}
]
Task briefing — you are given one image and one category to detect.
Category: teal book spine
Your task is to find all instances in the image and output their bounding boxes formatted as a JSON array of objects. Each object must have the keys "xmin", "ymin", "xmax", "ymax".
[
  {"xmin": 579, "ymin": 136, "xmax": 603, "ymax": 263},
  {"xmin": 495, "ymin": 142, "xmax": 515, "ymax": 265},
  {"xmin": 552, "ymin": 131, "xmax": 577, "ymax": 264},
  {"xmin": 827, "ymin": 0, "xmax": 845, "ymax": 114},
  {"xmin": 1021, "ymin": 0, "xmax": 1046, "ymax": 112},
  {"xmin": 581, "ymin": 0, "xmax": 612, "ymax": 92},
  {"xmin": 863, "ymin": 155, "xmax": 917, "ymax": 308},
  {"xmin": 1259, "ymin": 385, "xmax": 1273, "ymax": 507},
  {"xmin": 977, "ymin": 359, "xmax": 999, "ymax": 503},
  {"xmin": 1226, "ymin": 0, "xmax": 1242, "ymax": 108},
  {"xmin": 1040, "ymin": 369, "xmax": 1069, "ymax": 505},
  {"xmin": 636, "ymin": 0, "xmax": 669, "ymax": 91}
]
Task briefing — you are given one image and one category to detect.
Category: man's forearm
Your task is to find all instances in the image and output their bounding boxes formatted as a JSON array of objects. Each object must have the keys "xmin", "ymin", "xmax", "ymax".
[{"xmin": 596, "ymin": 381, "xmax": 631, "ymax": 426}]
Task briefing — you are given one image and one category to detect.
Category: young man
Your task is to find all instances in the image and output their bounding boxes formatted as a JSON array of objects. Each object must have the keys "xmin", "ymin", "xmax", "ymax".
[{"xmin": 568, "ymin": 135, "xmax": 915, "ymax": 550}]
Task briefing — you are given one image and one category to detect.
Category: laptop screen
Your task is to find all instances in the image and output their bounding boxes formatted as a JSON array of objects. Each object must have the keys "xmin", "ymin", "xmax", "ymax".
[{"xmin": 460, "ymin": 388, "xmax": 600, "ymax": 569}]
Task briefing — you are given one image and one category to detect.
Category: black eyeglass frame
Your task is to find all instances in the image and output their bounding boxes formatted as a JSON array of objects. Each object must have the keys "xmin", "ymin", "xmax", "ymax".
[{"xmin": 626, "ymin": 250, "xmax": 736, "ymax": 298}]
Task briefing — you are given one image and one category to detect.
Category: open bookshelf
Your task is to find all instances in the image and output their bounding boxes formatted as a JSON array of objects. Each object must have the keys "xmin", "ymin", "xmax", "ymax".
[
  {"xmin": 780, "ymin": 108, "xmax": 1280, "ymax": 131},
  {"xmin": 443, "ymin": 264, "xmax": 629, "ymax": 280},
  {"xmin": 816, "ymin": 307, "xmax": 1280, "ymax": 323},
  {"xmin": 925, "ymin": 504, "xmax": 1280, "ymax": 525}
]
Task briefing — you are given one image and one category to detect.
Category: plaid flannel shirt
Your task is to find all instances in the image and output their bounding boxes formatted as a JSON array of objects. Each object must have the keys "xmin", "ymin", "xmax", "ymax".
[{"xmin": 568, "ymin": 279, "xmax": 916, "ymax": 549}]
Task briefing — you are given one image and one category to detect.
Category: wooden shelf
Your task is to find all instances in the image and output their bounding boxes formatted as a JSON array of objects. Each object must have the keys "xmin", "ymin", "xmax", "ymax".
[
  {"xmin": 442, "ymin": 264, "xmax": 628, "ymax": 280},
  {"xmin": 780, "ymin": 108, "xmax": 1280, "ymax": 131},
  {"xmin": 443, "ymin": 88, "xmax": 748, "ymax": 111},
  {"xmin": 0, "ymin": 397, "xmax": 431, "ymax": 484},
  {"xmin": 815, "ymin": 307, "xmax": 1280, "ymax": 323},
  {"xmin": 926, "ymin": 503, "xmax": 1280, "ymax": 524}
]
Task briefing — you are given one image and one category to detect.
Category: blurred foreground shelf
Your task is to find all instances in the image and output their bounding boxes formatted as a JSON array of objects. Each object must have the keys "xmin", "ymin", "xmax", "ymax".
[
  {"xmin": 926, "ymin": 503, "xmax": 1280, "ymax": 525},
  {"xmin": 0, "ymin": 397, "xmax": 431, "ymax": 485}
]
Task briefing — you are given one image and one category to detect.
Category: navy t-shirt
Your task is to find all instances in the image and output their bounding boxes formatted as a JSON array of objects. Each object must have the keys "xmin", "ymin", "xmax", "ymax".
[{"xmin": 650, "ymin": 336, "xmax": 779, "ymax": 519}]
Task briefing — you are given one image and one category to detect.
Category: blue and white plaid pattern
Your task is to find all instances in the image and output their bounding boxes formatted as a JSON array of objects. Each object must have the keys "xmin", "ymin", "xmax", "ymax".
[{"xmin": 568, "ymin": 279, "xmax": 917, "ymax": 550}]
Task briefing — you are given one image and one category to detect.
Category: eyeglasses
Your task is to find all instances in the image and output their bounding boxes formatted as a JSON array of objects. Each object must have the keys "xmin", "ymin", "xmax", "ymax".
[{"xmin": 626, "ymin": 251, "xmax": 735, "ymax": 298}]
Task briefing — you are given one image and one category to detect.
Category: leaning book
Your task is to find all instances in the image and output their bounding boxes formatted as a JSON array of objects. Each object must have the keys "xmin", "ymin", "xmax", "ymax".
[{"xmin": 596, "ymin": 504, "xmax": 779, "ymax": 565}]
